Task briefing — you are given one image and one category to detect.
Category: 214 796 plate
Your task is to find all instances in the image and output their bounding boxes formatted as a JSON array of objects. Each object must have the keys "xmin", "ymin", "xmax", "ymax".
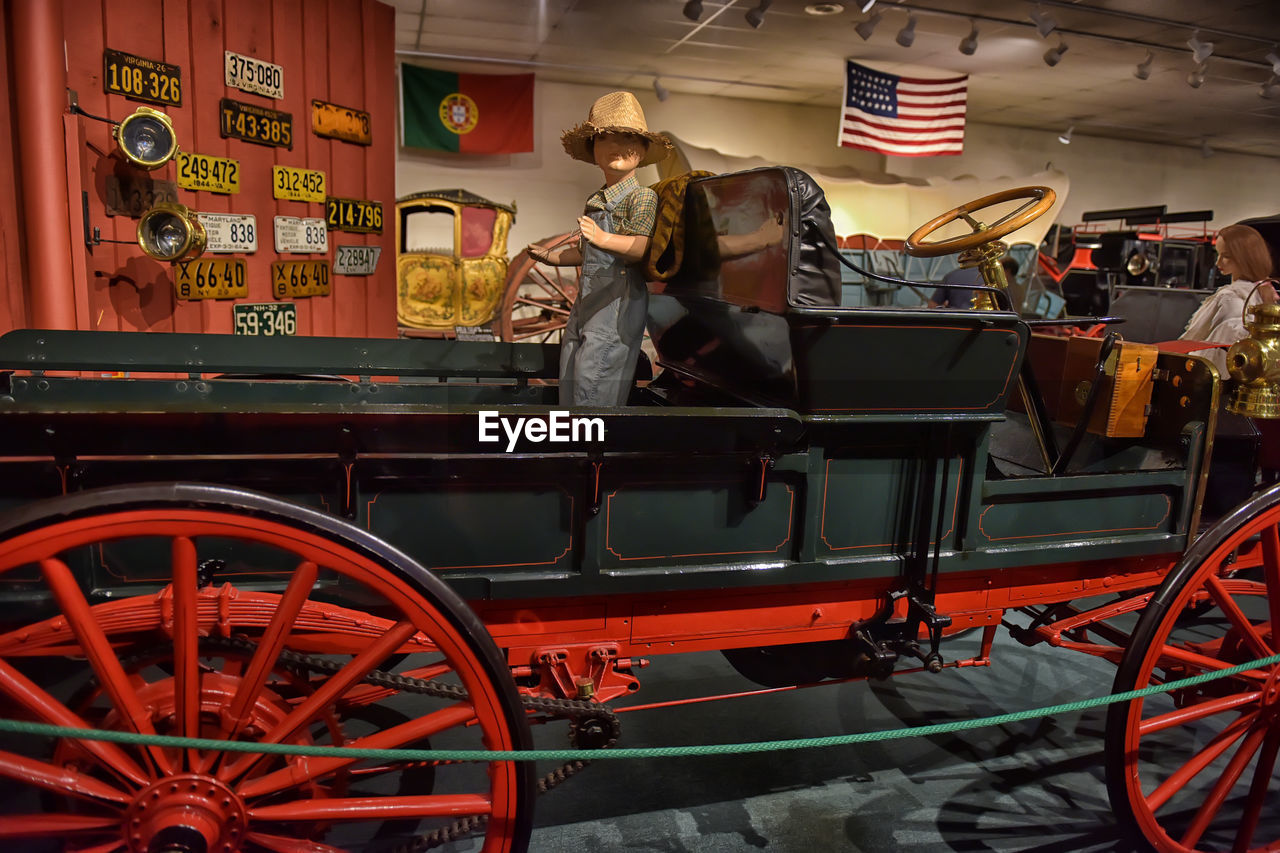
[{"xmin": 325, "ymin": 196, "xmax": 383, "ymax": 234}]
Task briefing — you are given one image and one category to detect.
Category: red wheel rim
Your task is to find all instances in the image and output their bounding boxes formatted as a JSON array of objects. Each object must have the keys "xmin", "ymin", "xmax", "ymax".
[
  {"xmin": 1114, "ymin": 503, "xmax": 1280, "ymax": 852},
  {"xmin": 0, "ymin": 506, "xmax": 529, "ymax": 852}
]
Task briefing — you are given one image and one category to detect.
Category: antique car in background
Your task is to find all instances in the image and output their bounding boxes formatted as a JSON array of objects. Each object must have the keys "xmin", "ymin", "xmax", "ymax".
[{"xmin": 396, "ymin": 190, "xmax": 583, "ymax": 343}]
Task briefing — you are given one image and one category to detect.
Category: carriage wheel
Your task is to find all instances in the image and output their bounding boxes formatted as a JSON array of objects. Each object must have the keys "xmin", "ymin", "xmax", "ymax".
[
  {"xmin": 0, "ymin": 483, "xmax": 534, "ymax": 853},
  {"xmin": 497, "ymin": 233, "xmax": 580, "ymax": 343},
  {"xmin": 1107, "ymin": 484, "xmax": 1280, "ymax": 852}
]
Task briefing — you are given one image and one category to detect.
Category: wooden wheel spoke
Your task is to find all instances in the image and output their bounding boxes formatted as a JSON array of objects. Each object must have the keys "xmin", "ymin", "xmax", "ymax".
[
  {"xmin": 1156, "ymin": 643, "xmax": 1269, "ymax": 682},
  {"xmin": 238, "ymin": 700, "xmax": 479, "ymax": 800},
  {"xmin": 513, "ymin": 296, "xmax": 571, "ymax": 316},
  {"xmin": 221, "ymin": 620, "xmax": 418, "ymax": 782},
  {"xmin": 0, "ymin": 748, "xmax": 130, "ymax": 804},
  {"xmin": 1138, "ymin": 690, "xmax": 1263, "ymax": 736},
  {"xmin": 1206, "ymin": 573, "xmax": 1275, "ymax": 660},
  {"xmin": 1179, "ymin": 722, "xmax": 1269, "ymax": 847},
  {"xmin": 250, "ymin": 792, "xmax": 493, "ymax": 822},
  {"xmin": 1232, "ymin": 724, "xmax": 1280, "ymax": 853},
  {"xmin": 1147, "ymin": 710, "xmax": 1256, "ymax": 812}
]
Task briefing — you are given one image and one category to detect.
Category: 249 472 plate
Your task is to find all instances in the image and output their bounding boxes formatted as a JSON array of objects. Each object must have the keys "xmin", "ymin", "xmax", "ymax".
[
  {"xmin": 220, "ymin": 98, "xmax": 293, "ymax": 148},
  {"xmin": 177, "ymin": 152, "xmax": 240, "ymax": 194},
  {"xmin": 173, "ymin": 258, "xmax": 247, "ymax": 300},
  {"xmin": 272, "ymin": 260, "xmax": 330, "ymax": 298}
]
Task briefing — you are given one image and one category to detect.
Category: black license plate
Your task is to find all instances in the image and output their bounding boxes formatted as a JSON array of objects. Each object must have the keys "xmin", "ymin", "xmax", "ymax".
[
  {"xmin": 103, "ymin": 48, "xmax": 182, "ymax": 106},
  {"xmin": 220, "ymin": 98, "xmax": 293, "ymax": 149},
  {"xmin": 325, "ymin": 196, "xmax": 383, "ymax": 234}
]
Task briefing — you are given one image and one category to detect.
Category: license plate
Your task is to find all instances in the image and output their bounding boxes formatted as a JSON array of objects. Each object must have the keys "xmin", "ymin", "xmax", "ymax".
[
  {"xmin": 272, "ymin": 165, "xmax": 326, "ymax": 203},
  {"xmin": 103, "ymin": 48, "xmax": 182, "ymax": 106},
  {"xmin": 325, "ymin": 196, "xmax": 383, "ymax": 234},
  {"xmin": 333, "ymin": 245, "xmax": 382, "ymax": 275},
  {"xmin": 273, "ymin": 216, "xmax": 328, "ymax": 254},
  {"xmin": 224, "ymin": 50, "xmax": 283, "ymax": 99},
  {"xmin": 103, "ymin": 175, "xmax": 178, "ymax": 217},
  {"xmin": 272, "ymin": 260, "xmax": 330, "ymax": 298},
  {"xmin": 311, "ymin": 99, "xmax": 372, "ymax": 145},
  {"xmin": 176, "ymin": 152, "xmax": 240, "ymax": 194},
  {"xmin": 220, "ymin": 98, "xmax": 293, "ymax": 148},
  {"xmin": 196, "ymin": 213, "xmax": 258, "ymax": 253},
  {"xmin": 234, "ymin": 302, "xmax": 296, "ymax": 336},
  {"xmin": 173, "ymin": 258, "xmax": 247, "ymax": 300}
]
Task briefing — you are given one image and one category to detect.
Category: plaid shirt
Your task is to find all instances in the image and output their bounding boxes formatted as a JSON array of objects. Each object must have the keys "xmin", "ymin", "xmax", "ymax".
[{"xmin": 585, "ymin": 175, "xmax": 658, "ymax": 237}]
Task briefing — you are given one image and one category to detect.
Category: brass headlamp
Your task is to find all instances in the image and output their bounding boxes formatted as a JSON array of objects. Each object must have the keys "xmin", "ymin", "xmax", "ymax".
[
  {"xmin": 137, "ymin": 202, "xmax": 205, "ymax": 262},
  {"xmin": 113, "ymin": 107, "xmax": 178, "ymax": 169},
  {"xmin": 1225, "ymin": 297, "xmax": 1280, "ymax": 418}
]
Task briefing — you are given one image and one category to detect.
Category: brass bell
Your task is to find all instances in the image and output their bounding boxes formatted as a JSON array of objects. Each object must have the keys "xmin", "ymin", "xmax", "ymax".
[{"xmin": 1226, "ymin": 300, "xmax": 1280, "ymax": 418}]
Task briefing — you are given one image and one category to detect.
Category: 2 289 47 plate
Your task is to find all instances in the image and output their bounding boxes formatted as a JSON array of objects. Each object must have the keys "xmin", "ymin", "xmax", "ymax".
[
  {"xmin": 325, "ymin": 196, "xmax": 383, "ymax": 234},
  {"xmin": 272, "ymin": 260, "xmax": 330, "ymax": 298},
  {"xmin": 220, "ymin": 98, "xmax": 293, "ymax": 149},
  {"xmin": 173, "ymin": 258, "xmax": 247, "ymax": 300}
]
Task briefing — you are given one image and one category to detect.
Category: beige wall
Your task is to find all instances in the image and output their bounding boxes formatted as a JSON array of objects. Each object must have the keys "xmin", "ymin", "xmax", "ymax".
[{"xmin": 397, "ymin": 77, "xmax": 1280, "ymax": 252}]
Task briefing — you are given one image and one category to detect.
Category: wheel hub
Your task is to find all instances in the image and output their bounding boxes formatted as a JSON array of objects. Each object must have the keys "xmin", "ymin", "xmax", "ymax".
[{"xmin": 125, "ymin": 774, "xmax": 247, "ymax": 853}]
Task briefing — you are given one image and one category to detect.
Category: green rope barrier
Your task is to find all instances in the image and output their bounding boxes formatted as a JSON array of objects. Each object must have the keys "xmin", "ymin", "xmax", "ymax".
[{"xmin": 1, "ymin": 652, "xmax": 1276, "ymax": 763}]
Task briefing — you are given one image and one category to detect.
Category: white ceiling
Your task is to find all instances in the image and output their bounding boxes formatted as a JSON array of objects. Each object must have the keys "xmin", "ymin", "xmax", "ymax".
[{"xmin": 388, "ymin": 0, "xmax": 1280, "ymax": 159}]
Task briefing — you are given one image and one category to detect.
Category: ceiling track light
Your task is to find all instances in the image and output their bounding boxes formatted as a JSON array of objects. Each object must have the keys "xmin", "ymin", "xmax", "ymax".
[
  {"xmin": 745, "ymin": 0, "xmax": 771, "ymax": 29},
  {"xmin": 653, "ymin": 77, "xmax": 670, "ymax": 102},
  {"xmin": 1266, "ymin": 46, "xmax": 1280, "ymax": 76},
  {"xmin": 860, "ymin": 0, "xmax": 876, "ymax": 11},
  {"xmin": 682, "ymin": 0, "xmax": 703, "ymax": 22},
  {"xmin": 1030, "ymin": 5, "xmax": 1056, "ymax": 39},
  {"xmin": 854, "ymin": 10, "xmax": 881, "ymax": 40},
  {"xmin": 1187, "ymin": 61, "xmax": 1208, "ymax": 89},
  {"xmin": 895, "ymin": 13, "xmax": 916, "ymax": 48},
  {"xmin": 1187, "ymin": 30, "xmax": 1214, "ymax": 65},
  {"xmin": 1134, "ymin": 50, "xmax": 1153, "ymax": 80},
  {"xmin": 1058, "ymin": 125, "xmax": 1073, "ymax": 145},
  {"xmin": 1043, "ymin": 38, "xmax": 1068, "ymax": 67},
  {"xmin": 958, "ymin": 20, "xmax": 978, "ymax": 56}
]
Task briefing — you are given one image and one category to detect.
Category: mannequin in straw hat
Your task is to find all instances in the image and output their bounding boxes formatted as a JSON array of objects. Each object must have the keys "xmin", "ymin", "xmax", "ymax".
[{"xmin": 528, "ymin": 91, "xmax": 673, "ymax": 407}]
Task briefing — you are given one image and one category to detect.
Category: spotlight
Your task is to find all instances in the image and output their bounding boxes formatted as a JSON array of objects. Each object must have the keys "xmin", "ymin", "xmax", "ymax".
[
  {"xmin": 114, "ymin": 107, "xmax": 178, "ymax": 170},
  {"xmin": 682, "ymin": 0, "xmax": 702, "ymax": 21},
  {"xmin": 745, "ymin": 0, "xmax": 771, "ymax": 28},
  {"xmin": 1201, "ymin": 139, "xmax": 1214, "ymax": 158},
  {"xmin": 1030, "ymin": 5, "xmax": 1056, "ymax": 38},
  {"xmin": 137, "ymin": 202, "xmax": 206, "ymax": 263},
  {"xmin": 1187, "ymin": 62, "xmax": 1207, "ymax": 89},
  {"xmin": 860, "ymin": 0, "xmax": 876, "ymax": 10},
  {"xmin": 895, "ymin": 14, "xmax": 916, "ymax": 48},
  {"xmin": 855, "ymin": 10, "xmax": 881, "ymax": 40},
  {"xmin": 653, "ymin": 77, "xmax": 670, "ymax": 102},
  {"xmin": 1043, "ymin": 38, "xmax": 1068, "ymax": 67},
  {"xmin": 1266, "ymin": 46, "xmax": 1280, "ymax": 75},
  {"xmin": 1261, "ymin": 74, "xmax": 1280, "ymax": 99},
  {"xmin": 1134, "ymin": 50, "xmax": 1153, "ymax": 80},
  {"xmin": 1187, "ymin": 30, "xmax": 1214, "ymax": 64},
  {"xmin": 1057, "ymin": 125, "xmax": 1073, "ymax": 145},
  {"xmin": 958, "ymin": 21, "xmax": 978, "ymax": 56}
]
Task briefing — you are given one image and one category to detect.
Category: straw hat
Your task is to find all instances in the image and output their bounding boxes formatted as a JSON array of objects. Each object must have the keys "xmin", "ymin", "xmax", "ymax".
[{"xmin": 561, "ymin": 91, "xmax": 674, "ymax": 167}]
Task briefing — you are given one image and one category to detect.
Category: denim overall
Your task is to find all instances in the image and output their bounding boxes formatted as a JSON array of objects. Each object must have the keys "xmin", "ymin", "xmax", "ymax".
[{"xmin": 559, "ymin": 187, "xmax": 649, "ymax": 406}]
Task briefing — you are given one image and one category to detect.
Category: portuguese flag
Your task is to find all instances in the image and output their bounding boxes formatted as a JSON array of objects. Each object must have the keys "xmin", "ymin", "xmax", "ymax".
[{"xmin": 400, "ymin": 64, "xmax": 534, "ymax": 154}]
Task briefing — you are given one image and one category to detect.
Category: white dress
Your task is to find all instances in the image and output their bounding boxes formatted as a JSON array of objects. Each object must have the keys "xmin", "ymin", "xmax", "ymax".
[{"xmin": 1181, "ymin": 279, "xmax": 1273, "ymax": 374}]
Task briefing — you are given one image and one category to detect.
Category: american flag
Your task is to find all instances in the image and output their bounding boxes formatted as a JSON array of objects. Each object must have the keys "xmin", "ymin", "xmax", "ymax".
[{"xmin": 838, "ymin": 60, "xmax": 968, "ymax": 157}]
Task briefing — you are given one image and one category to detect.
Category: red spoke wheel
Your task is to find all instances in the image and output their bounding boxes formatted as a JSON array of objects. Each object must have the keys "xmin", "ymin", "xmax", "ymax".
[
  {"xmin": 1107, "ymin": 484, "xmax": 1280, "ymax": 852},
  {"xmin": 0, "ymin": 483, "xmax": 534, "ymax": 853},
  {"xmin": 498, "ymin": 233, "xmax": 580, "ymax": 343}
]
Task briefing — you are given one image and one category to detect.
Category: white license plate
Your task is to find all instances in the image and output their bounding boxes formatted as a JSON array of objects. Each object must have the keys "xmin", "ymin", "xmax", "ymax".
[
  {"xmin": 274, "ymin": 216, "xmax": 328, "ymax": 254},
  {"xmin": 224, "ymin": 50, "xmax": 283, "ymax": 99},
  {"xmin": 234, "ymin": 302, "xmax": 297, "ymax": 336},
  {"xmin": 333, "ymin": 245, "xmax": 381, "ymax": 275},
  {"xmin": 196, "ymin": 213, "xmax": 258, "ymax": 253}
]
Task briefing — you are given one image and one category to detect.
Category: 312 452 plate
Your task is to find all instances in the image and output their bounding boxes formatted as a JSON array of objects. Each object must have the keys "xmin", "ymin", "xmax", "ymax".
[
  {"xmin": 272, "ymin": 260, "xmax": 330, "ymax": 298},
  {"xmin": 173, "ymin": 258, "xmax": 247, "ymax": 300},
  {"xmin": 272, "ymin": 165, "xmax": 325, "ymax": 203}
]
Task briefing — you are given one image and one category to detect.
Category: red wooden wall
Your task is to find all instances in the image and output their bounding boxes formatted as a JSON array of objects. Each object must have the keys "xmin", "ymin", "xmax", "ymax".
[{"xmin": 0, "ymin": 0, "xmax": 396, "ymax": 337}]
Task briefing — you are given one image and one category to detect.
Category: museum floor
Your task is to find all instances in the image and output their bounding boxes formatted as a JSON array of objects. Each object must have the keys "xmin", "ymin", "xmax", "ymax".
[{"xmin": 478, "ymin": 611, "xmax": 1144, "ymax": 853}]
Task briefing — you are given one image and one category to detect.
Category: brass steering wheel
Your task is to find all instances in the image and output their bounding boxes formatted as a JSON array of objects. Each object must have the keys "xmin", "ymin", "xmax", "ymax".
[{"xmin": 905, "ymin": 186, "xmax": 1057, "ymax": 258}]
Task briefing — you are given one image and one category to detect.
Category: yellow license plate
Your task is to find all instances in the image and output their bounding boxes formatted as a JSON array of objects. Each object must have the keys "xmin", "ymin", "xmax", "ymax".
[
  {"xmin": 176, "ymin": 152, "xmax": 240, "ymax": 194},
  {"xmin": 103, "ymin": 48, "xmax": 181, "ymax": 106},
  {"xmin": 173, "ymin": 258, "xmax": 247, "ymax": 300},
  {"xmin": 272, "ymin": 260, "xmax": 330, "ymax": 298},
  {"xmin": 220, "ymin": 98, "xmax": 293, "ymax": 149},
  {"xmin": 311, "ymin": 99, "xmax": 372, "ymax": 145},
  {"xmin": 325, "ymin": 196, "xmax": 383, "ymax": 234},
  {"xmin": 272, "ymin": 165, "xmax": 326, "ymax": 203}
]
